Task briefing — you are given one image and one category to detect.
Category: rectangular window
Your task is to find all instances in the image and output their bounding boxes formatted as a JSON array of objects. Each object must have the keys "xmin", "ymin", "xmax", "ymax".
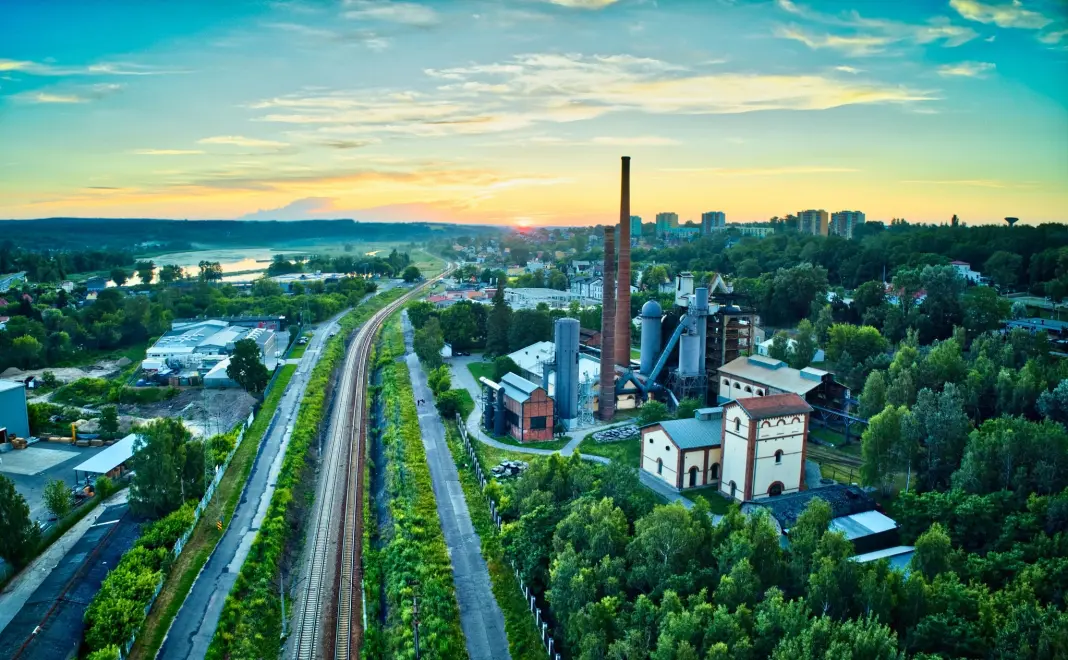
[{"xmin": 530, "ymin": 416, "xmax": 547, "ymax": 429}]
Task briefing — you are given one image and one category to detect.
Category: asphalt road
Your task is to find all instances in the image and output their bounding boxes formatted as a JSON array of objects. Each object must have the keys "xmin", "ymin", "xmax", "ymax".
[
  {"xmin": 158, "ymin": 310, "xmax": 346, "ymax": 660},
  {"xmin": 403, "ymin": 314, "xmax": 511, "ymax": 660}
]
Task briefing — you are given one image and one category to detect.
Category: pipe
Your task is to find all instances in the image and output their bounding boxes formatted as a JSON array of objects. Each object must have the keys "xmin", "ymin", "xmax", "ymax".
[
  {"xmin": 599, "ymin": 227, "xmax": 616, "ymax": 420},
  {"xmin": 615, "ymin": 156, "xmax": 632, "ymax": 369}
]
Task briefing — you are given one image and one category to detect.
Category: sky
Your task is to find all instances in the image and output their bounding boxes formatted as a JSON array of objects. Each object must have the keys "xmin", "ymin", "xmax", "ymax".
[{"xmin": 1, "ymin": 0, "xmax": 1066, "ymax": 227}]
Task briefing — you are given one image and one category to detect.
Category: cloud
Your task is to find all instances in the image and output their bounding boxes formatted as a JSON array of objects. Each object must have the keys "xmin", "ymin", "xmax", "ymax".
[
  {"xmin": 132, "ymin": 149, "xmax": 206, "ymax": 155},
  {"xmin": 589, "ymin": 136, "xmax": 680, "ymax": 146},
  {"xmin": 26, "ymin": 93, "xmax": 87, "ymax": 104},
  {"xmin": 197, "ymin": 135, "xmax": 290, "ymax": 148},
  {"xmin": 949, "ymin": 0, "xmax": 1053, "ymax": 29},
  {"xmin": 900, "ymin": 178, "xmax": 1039, "ymax": 189},
  {"xmin": 318, "ymin": 139, "xmax": 380, "ymax": 149},
  {"xmin": 1038, "ymin": 29, "xmax": 1068, "ymax": 44},
  {"xmin": 265, "ymin": 22, "xmax": 390, "ymax": 50},
  {"xmin": 251, "ymin": 53, "xmax": 934, "ymax": 141},
  {"xmin": 938, "ymin": 61, "xmax": 996, "ymax": 77},
  {"xmin": 774, "ymin": 1, "xmax": 978, "ymax": 55},
  {"xmin": 343, "ymin": 1, "xmax": 440, "ymax": 27},
  {"xmin": 835, "ymin": 65, "xmax": 863, "ymax": 73},
  {"xmin": 239, "ymin": 196, "xmax": 337, "ymax": 220},
  {"xmin": 540, "ymin": 0, "xmax": 622, "ymax": 8},
  {"xmin": 0, "ymin": 59, "xmax": 189, "ymax": 76},
  {"xmin": 662, "ymin": 166, "xmax": 860, "ymax": 176},
  {"xmin": 15, "ymin": 83, "xmax": 124, "ymax": 104}
]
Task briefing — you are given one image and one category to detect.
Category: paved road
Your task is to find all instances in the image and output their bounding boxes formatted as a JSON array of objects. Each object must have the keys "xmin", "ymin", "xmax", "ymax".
[
  {"xmin": 158, "ymin": 310, "xmax": 347, "ymax": 660},
  {"xmin": 403, "ymin": 316, "xmax": 511, "ymax": 660}
]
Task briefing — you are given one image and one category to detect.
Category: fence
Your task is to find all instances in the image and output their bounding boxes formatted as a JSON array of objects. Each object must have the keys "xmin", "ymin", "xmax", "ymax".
[
  {"xmin": 117, "ymin": 406, "xmax": 259, "ymax": 658},
  {"xmin": 456, "ymin": 415, "xmax": 563, "ymax": 660}
]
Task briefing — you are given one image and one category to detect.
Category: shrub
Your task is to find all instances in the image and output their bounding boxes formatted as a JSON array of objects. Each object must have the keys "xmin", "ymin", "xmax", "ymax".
[{"xmin": 95, "ymin": 475, "xmax": 115, "ymax": 498}]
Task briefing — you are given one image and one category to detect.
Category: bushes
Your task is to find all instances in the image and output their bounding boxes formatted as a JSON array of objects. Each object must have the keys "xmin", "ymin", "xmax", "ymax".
[
  {"xmin": 83, "ymin": 502, "xmax": 196, "ymax": 653},
  {"xmin": 51, "ymin": 378, "xmax": 178, "ymax": 407}
]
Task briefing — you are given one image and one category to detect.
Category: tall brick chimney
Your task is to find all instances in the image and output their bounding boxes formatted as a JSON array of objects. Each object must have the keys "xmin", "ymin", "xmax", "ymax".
[
  {"xmin": 599, "ymin": 227, "xmax": 616, "ymax": 420},
  {"xmin": 615, "ymin": 156, "xmax": 632, "ymax": 369}
]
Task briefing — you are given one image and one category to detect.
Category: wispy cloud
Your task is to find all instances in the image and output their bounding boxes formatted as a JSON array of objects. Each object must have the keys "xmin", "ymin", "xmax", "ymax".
[
  {"xmin": 938, "ymin": 61, "xmax": 996, "ymax": 77},
  {"xmin": 14, "ymin": 83, "xmax": 124, "ymax": 104},
  {"xmin": 197, "ymin": 135, "xmax": 290, "ymax": 148},
  {"xmin": 835, "ymin": 65, "xmax": 863, "ymax": 74},
  {"xmin": 540, "ymin": 0, "xmax": 622, "ymax": 8},
  {"xmin": 663, "ymin": 166, "xmax": 860, "ymax": 176},
  {"xmin": 1037, "ymin": 29, "xmax": 1068, "ymax": 44},
  {"xmin": 0, "ymin": 58, "xmax": 189, "ymax": 76},
  {"xmin": 343, "ymin": 1, "xmax": 440, "ymax": 27},
  {"xmin": 900, "ymin": 178, "xmax": 1034, "ymax": 188},
  {"xmin": 265, "ymin": 22, "xmax": 390, "ymax": 50},
  {"xmin": 949, "ymin": 0, "xmax": 1053, "ymax": 29},
  {"xmin": 131, "ymin": 149, "xmax": 206, "ymax": 156},
  {"xmin": 774, "ymin": 0, "xmax": 978, "ymax": 55},
  {"xmin": 589, "ymin": 136, "xmax": 680, "ymax": 146}
]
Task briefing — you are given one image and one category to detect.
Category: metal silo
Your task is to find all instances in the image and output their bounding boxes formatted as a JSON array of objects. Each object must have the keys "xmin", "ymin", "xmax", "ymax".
[
  {"xmin": 679, "ymin": 333, "xmax": 701, "ymax": 376},
  {"xmin": 693, "ymin": 287, "xmax": 709, "ymax": 370},
  {"xmin": 555, "ymin": 318, "xmax": 580, "ymax": 419},
  {"xmin": 640, "ymin": 299, "xmax": 662, "ymax": 375}
]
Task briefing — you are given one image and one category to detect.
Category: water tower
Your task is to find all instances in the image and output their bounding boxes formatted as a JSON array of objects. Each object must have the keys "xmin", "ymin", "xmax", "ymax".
[{"xmin": 1005, "ymin": 217, "xmax": 1019, "ymax": 227}]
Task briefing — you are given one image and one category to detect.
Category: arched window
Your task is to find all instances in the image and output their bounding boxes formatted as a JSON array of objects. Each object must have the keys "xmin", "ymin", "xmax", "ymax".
[
  {"xmin": 711, "ymin": 463, "xmax": 720, "ymax": 479},
  {"xmin": 769, "ymin": 482, "xmax": 784, "ymax": 497},
  {"xmin": 689, "ymin": 466, "xmax": 699, "ymax": 488},
  {"xmin": 757, "ymin": 389, "xmax": 764, "ymax": 396},
  {"xmin": 775, "ymin": 449, "xmax": 783, "ymax": 464},
  {"xmin": 648, "ymin": 437, "xmax": 654, "ymax": 443},
  {"xmin": 776, "ymin": 418, "xmax": 786, "ymax": 426},
  {"xmin": 657, "ymin": 458, "xmax": 663, "ymax": 475},
  {"xmin": 729, "ymin": 480, "xmax": 737, "ymax": 499},
  {"xmin": 723, "ymin": 378, "xmax": 730, "ymax": 386},
  {"xmin": 665, "ymin": 445, "xmax": 671, "ymax": 452},
  {"xmin": 745, "ymin": 385, "xmax": 753, "ymax": 394},
  {"xmin": 734, "ymin": 382, "xmax": 741, "ymax": 390},
  {"xmin": 734, "ymin": 418, "xmax": 741, "ymax": 432}
]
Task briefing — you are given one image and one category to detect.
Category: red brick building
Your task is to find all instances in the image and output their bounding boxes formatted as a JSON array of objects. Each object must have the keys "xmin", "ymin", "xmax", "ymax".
[{"xmin": 499, "ymin": 372, "xmax": 554, "ymax": 442}]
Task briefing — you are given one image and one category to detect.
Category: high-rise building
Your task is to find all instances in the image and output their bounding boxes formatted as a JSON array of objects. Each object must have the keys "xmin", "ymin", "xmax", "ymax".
[
  {"xmin": 701, "ymin": 211, "xmax": 726, "ymax": 234},
  {"xmin": 631, "ymin": 215, "xmax": 643, "ymax": 243},
  {"xmin": 798, "ymin": 209, "xmax": 829, "ymax": 236},
  {"xmin": 655, "ymin": 212, "xmax": 679, "ymax": 237},
  {"xmin": 830, "ymin": 210, "xmax": 865, "ymax": 239}
]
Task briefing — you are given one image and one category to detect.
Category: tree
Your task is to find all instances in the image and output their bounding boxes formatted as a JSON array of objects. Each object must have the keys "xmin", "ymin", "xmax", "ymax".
[
  {"xmin": 508, "ymin": 308, "xmax": 552, "ymax": 351},
  {"xmin": 911, "ymin": 522, "xmax": 953, "ymax": 580},
  {"xmin": 627, "ymin": 504, "xmax": 702, "ymax": 595},
  {"xmin": 134, "ymin": 260, "xmax": 155, "ymax": 285},
  {"xmin": 852, "ymin": 280, "xmax": 887, "ymax": 319},
  {"xmin": 857, "ymin": 371, "xmax": 887, "ymax": 419},
  {"xmin": 250, "ymin": 277, "xmax": 283, "ymax": 297},
  {"xmin": 0, "ymin": 474, "xmax": 40, "ymax": 566},
  {"xmin": 638, "ymin": 401, "xmax": 670, "ymax": 426},
  {"xmin": 129, "ymin": 418, "xmax": 205, "ymax": 518},
  {"xmin": 414, "ymin": 317, "xmax": 445, "ymax": 369},
  {"xmin": 440, "ymin": 301, "xmax": 485, "ymax": 349},
  {"xmin": 402, "ymin": 265, "xmax": 421, "ymax": 282},
  {"xmin": 11, "ymin": 335, "xmax": 43, "ymax": 368},
  {"xmin": 110, "ymin": 268, "xmax": 128, "ymax": 287},
  {"xmin": 486, "ymin": 284, "xmax": 511, "ymax": 356},
  {"xmin": 953, "ymin": 416, "xmax": 1068, "ymax": 496},
  {"xmin": 435, "ymin": 389, "xmax": 468, "ymax": 420},
  {"xmin": 1037, "ymin": 379, "xmax": 1068, "ymax": 425},
  {"xmin": 768, "ymin": 332, "xmax": 791, "ymax": 362},
  {"xmin": 861, "ymin": 405, "xmax": 906, "ymax": 495},
  {"xmin": 226, "ymin": 338, "xmax": 270, "ymax": 395},
  {"xmin": 427, "ymin": 365, "xmax": 451, "ymax": 395},
  {"xmin": 675, "ymin": 398, "xmax": 701, "ymax": 420},
  {"xmin": 41, "ymin": 370, "xmax": 58, "ymax": 388},
  {"xmin": 198, "ymin": 261, "xmax": 223, "ymax": 282},
  {"xmin": 158, "ymin": 264, "xmax": 184, "ymax": 283},
  {"xmin": 826, "ymin": 324, "xmax": 888, "ymax": 366},
  {"xmin": 962, "ymin": 286, "xmax": 1007, "ymax": 338},
  {"xmin": 984, "ymin": 251, "xmax": 1023, "ymax": 290},
  {"xmin": 407, "ymin": 300, "xmax": 438, "ymax": 330},
  {"xmin": 44, "ymin": 478, "xmax": 71, "ymax": 519},
  {"xmin": 789, "ymin": 319, "xmax": 818, "ymax": 369},
  {"xmin": 493, "ymin": 356, "xmax": 521, "ymax": 381},
  {"xmin": 100, "ymin": 405, "xmax": 120, "ymax": 440},
  {"xmin": 548, "ymin": 270, "xmax": 569, "ymax": 291},
  {"xmin": 905, "ymin": 384, "xmax": 970, "ymax": 491},
  {"xmin": 642, "ymin": 265, "xmax": 669, "ymax": 290}
]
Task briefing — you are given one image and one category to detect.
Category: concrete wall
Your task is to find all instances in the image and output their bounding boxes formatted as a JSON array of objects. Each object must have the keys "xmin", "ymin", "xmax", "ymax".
[
  {"xmin": 719, "ymin": 406, "xmax": 751, "ymax": 501},
  {"xmin": 718, "ymin": 375, "xmax": 774, "ymax": 401},
  {"xmin": 641, "ymin": 426, "xmax": 679, "ymax": 488},
  {"xmin": 752, "ymin": 414, "xmax": 805, "ymax": 498},
  {"xmin": 0, "ymin": 383, "xmax": 30, "ymax": 439}
]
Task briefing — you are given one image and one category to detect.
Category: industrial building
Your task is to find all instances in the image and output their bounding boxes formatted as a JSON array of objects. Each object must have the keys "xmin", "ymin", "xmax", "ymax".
[
  {"xmin": 641, "ymin": 392, "xmax": 814, "ymax": 501},
  {"xmin": 717, "ymin": 355, "xmax": 847, "ymax": 409},
  {"xmin": 503, "ymin": 287, "xmax": 583, "ymax": 310},
  {"xmin": 756, "ymin": 337, "xmax": 826, "ymax": 363},
  {"xmin": 142, "ymin": 319, "xmax": 278, "ymax": 382},
  {"xmin": 478, "ymin": 372, "xmax": 555, "ymax": 442},
  {"xmin": 0, "ymin": 379, "xmax": 30, "ymax": 442}
]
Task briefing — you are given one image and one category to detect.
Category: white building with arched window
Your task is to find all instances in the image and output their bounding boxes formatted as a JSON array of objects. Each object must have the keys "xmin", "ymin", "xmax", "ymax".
[{"xmin": 640, "ymin": 393, "xmax": 812, "ymax": 499}]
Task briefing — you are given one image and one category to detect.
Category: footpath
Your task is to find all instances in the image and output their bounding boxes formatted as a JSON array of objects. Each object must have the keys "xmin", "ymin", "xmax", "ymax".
[{"xmin": 402, "ymin": 314, "xmax": 511, "ymax": 660}]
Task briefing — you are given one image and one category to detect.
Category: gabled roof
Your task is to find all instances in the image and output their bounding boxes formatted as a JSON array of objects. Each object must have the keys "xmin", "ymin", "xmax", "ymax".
[
  {"xmin": 718, "ymin": 356, "xmax": 827, "ymax": 396},
  {"xmin": 751, "ymin": 484, "xmax": 877, "ymax": 532},
  {"xmin": 500, "ymin": 372, "xmax": 542, "ymax": 403},
  {"xmin": 651, "ymin": 408, "xmax": 724, "ymax": 450},
  {"xmin": 733, "ymin": 392, "xmax": 813, "ymax": 419}
]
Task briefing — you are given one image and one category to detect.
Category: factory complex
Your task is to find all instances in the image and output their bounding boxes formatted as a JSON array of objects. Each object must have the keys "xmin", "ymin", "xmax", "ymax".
[{"xmin": 141, "ymin": 317, "xmax": 279, "ymax": 387}]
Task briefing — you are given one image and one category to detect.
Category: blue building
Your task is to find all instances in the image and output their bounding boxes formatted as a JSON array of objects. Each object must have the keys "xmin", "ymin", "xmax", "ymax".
[{"xmin": 0, "ymin": 380, "xmax": 30, "ymax": 440}]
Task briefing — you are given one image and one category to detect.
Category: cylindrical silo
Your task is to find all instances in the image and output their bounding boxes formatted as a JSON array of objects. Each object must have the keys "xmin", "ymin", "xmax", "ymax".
[
  {"xmin": 693, "ymin": 287, "xmax": 709, "ymax": 372},
  {"xmin": 640, "ymin": 299, "xmax": 662, "ymax": 375},
  {"xmin": 679, "ymin": 333, "xmax": 701, "ymax": 376},
  {"xmin": 555, "ymin": 318, "xmax": 580, "ymax": 419}
]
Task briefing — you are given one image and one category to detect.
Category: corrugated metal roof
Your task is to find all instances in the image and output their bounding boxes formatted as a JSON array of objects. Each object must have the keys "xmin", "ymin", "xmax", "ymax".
[
  {"xmin": 656, "ymin": 414, "xmax": 723, "ymax": 450},
  {"xmin": 830, "ymin": 510, "xmax": 899, "ymax": 540},
  {"xmin": 718, "ymin": 356, "xmax": 824, "ymax": 395},
  {"xmin": 0, "ymin": 379, "xmax": 24, "ymax": 393},
  {"xmin": 500, "ymin": 372, "xmax": 540, "ymax": 403},
  {"xmin": 72, "ymin": 433, "xmax": 139, "ymax": 475}
]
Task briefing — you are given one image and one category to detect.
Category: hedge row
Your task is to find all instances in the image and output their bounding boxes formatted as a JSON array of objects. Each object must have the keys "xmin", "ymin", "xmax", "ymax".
[
  {"xmin": 83, "ymin": 502, "xmax": 197, "ymax": 652},
  {"xmin": 52, "ymin": 377, "xmax": 178, "ymax": 407},
  {"xmin": 206, "ymin": 287, "xmax": 407, "ymax": 659},
  {"xmin": 373, "ymin": 318, "xmax": 465, "ymax": 659}
]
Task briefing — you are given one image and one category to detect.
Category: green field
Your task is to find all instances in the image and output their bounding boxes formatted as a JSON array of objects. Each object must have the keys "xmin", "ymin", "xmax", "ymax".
[
  {"xmin": 578, "ymin": 435, "xmax": 641, "ymax": 466},
  {"xmin": 467, "ymin": 360, "xmax": 495, "ymax": 383},
  {"xmin": 686, "ymin": 486, "xmax": 733, "ymax": 514}
]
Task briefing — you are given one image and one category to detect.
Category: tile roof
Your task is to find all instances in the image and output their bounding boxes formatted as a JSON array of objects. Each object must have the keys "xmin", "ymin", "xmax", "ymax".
[
  {"xmin": 654, "ymin": 410, "xmax": 724, "ymax": 450},
  {"xmin": 733, "ymin": 392, "xmax": 813, "ymax": 419},
  {"xmin": 751, "ymin": 484, "xmax": 877, "ymax": 532}
]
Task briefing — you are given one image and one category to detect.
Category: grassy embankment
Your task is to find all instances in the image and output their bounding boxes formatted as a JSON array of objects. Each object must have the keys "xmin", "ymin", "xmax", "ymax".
[
  {"xmin": 363, "ymin": 317, "xmax": 465, "ymax": 659},
  {"xmin": 204, "ymin": 287, "xmax": 407, "ymax": 658}
]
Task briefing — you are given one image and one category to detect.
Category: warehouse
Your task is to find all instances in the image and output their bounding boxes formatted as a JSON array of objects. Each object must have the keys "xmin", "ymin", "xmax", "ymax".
[
  {"xmin": 142, "ymin": 319, "xmax": 277, "ymax": 374},
  {"xmin": 0, "ymin": 379, "xmax": 30, "ymax": 442}
]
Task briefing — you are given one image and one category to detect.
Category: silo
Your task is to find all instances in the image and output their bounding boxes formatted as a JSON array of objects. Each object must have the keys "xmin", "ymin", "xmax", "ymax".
[
  {"xmin": 679, "ymin": 333, "xmax": 701, "ymax": 376},
  {"xmin": 640, "ymin": 299, "xmax": 663, "ymax": 375},
  {"xmin": 555, "ymin": 318, "xmax": 580, "ymax": 419},
  {"xmin": 693, "ymin": 287, "xmax": 709, "ymax": 369}
]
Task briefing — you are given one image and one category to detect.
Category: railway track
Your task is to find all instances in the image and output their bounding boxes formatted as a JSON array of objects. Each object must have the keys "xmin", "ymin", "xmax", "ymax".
[{"xmin": 291, "ymin": 273, "xmax": 447, "ymax": 660}]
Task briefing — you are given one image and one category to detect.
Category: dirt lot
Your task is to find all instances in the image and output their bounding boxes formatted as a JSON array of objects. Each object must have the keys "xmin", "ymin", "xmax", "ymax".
[
  {"xmin": 118, "ymin": 387, "xmax": 256, "ymax": 438},
  {"xmin": 3, "ymin": 357, "xmax": 132, "ymax": 385}
]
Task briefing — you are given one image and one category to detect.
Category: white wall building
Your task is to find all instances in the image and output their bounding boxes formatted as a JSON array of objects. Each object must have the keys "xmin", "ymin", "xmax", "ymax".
[{"xmin": 950, "ymin": 261, "xmax": 983, "ymax": 283}]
